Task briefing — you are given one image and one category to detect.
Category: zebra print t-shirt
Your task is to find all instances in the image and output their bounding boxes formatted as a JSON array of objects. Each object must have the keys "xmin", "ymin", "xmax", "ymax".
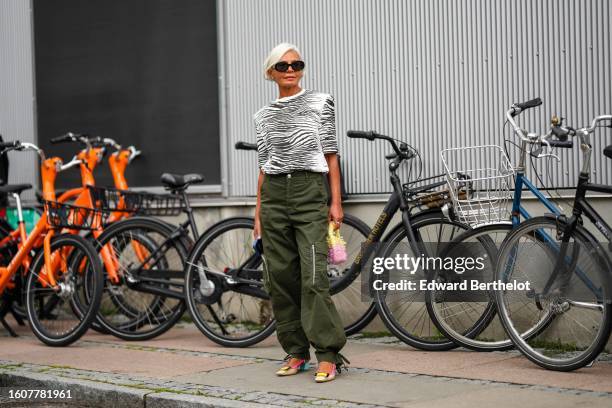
[{"xmin": 253, "ymin": 89, "xmax": 338, "ymax": 174}]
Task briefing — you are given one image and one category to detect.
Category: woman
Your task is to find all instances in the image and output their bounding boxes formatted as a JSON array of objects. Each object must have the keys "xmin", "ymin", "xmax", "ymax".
[{"xmin": 253, "ymin": 43, "xmax": 348, "ymax": 383}]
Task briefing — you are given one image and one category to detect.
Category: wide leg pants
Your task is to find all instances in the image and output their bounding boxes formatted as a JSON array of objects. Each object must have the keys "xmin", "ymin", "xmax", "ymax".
[{"xmin": 260, "ymin": 171, "xmax": 346, "ymax": 363}]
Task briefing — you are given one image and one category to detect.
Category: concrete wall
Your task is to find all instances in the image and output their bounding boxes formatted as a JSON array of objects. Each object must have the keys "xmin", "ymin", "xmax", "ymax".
[{"xmin": 0, "ymin": 0, "xmax": 37, "ymax": 200}]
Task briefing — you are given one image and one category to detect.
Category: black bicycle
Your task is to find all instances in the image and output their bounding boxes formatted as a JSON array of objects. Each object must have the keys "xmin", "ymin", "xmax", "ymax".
[
  {"xmin": 495, "ymin": 114, "xmax": 612, "ymax": 371},
  {"xmin": 346, "ymin": 130, "xmax": 470, "ymax": 351}
]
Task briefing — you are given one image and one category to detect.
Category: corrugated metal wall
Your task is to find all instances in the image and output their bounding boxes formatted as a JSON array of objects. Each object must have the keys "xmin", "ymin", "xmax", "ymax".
[
  {"xmin": 224, "ymin": 0, "xmax": 612, "ymax": 196},
  {"xmin": 0, "ymin": 0, "xmax": 37, "ymax": 199}
]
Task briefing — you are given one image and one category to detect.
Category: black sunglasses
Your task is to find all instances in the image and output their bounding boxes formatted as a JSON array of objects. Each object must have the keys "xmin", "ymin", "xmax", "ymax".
[{"xmin": 273, "ymin": 60, "xmax": 305, "ymax": 72}]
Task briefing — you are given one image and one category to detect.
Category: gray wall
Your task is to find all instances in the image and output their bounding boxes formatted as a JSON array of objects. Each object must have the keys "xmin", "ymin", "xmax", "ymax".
[
  {"xmin": 223, "ymin": 0, "xmax": 612, "ymax": 196},
  {"xmin": 0, "ymin": 0, "xmax": 37, "ymax": 199}
]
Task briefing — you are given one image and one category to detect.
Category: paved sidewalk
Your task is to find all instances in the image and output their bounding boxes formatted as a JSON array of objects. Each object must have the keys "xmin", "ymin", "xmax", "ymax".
[{"xmin": 1, "ymin": 320, "xmax": 612, "ymax": 407}]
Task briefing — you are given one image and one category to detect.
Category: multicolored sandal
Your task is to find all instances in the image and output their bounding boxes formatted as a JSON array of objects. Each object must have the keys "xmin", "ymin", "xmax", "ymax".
[
  {"xmin": 276, "ymin": 356, "xmax": 309, "ymax": 376},
  {"xmin": 315, "ymin": 353, "xmax": 350, "ymax": 383},
  {"xmin": 314, "ymin": 361, "xmax": 337, "ymax": 383}
]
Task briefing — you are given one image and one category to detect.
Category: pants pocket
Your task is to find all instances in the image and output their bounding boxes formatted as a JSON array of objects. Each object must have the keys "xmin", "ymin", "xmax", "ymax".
[{"xmin": 311, "ymin": 241, "xmax": 330, "ymax": 291}]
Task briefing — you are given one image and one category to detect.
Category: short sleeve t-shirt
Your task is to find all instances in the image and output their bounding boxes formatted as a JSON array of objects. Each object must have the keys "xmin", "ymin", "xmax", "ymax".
[{"xmin": 253, "ymin": 89, "xmax": 338, "ymax": 174}]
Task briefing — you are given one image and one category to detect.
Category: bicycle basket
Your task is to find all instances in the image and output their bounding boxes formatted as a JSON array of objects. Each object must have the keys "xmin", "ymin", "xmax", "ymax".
[
  {"xmin": 138, "ymin": 192, "xmax": 184, "ymax": 216},
  {"xmin": 44, "ymin": 200, "xmax": 109, "ymax": 230},
  {"xmin": 440, "ymin": 145, "xmax": 514, "ymax": 227},
  {"xmin": 88, "ymin": 186, "xmax": 143, "ymax": 213}
]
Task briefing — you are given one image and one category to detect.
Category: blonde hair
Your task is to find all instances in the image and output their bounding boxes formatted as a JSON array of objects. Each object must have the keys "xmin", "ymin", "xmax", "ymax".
[{"xmin": 263, "ymin": 43, "xmax": 303, "ymax": 81}]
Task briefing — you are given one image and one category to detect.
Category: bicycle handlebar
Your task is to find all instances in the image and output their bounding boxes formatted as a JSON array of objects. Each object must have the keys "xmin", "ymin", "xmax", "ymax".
[
  {"xmin": 587, "ymin": 115, "xmax": 612, "ymax": 132},
  {"xmin": 50, "ymin": 132, "xmax": 82, "ymax": 144},
  {"xmin": 347, "ymin": 130, "xmax": 377, "ymax": 141},
  {"xmin": 50, "ymin": 134, "xmax": 73, "ymax": 144},
  {"xmin": 101, "ymin": 137, "xmax": 121, "ymax": 149},
  {"xmin": 347, "ymin": 130, "xmax": 414, "ymax": 160},
  {"xmin": 511, "ymin": 97, "xmax": 542, "ymax": 116},
  {"xmin": 127, "ymin": 146, "xmax": 141, "ymax": 162},
  {"xmin": 541, "ymin": 139, "xmax": 574, "ymax": 149},
  {"xmin": 0, "ymin": 140, "xmax": 20, "ymax": 149},
  {"xmin": 59, "ymin": 157, "xmax": 82, "ymax": 172},
  {"xmin": 235, "ymin": 141, "xmax": 257, "ymax": 151},
  {"xmin": 50, "ymin": 132, "xmax": 93, "ymax": 149},
  {"xmin": 506, "ymin": 98, "xmax": 563, "ymax": 146}
]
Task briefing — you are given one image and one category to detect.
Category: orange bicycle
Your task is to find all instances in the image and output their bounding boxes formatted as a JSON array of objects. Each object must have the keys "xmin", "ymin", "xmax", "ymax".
[
  {"xmin": 0, "ymin": 140, "xmax": 104, "ymax": 346},
  {"xmin": 2, "ymin": 134, "xmax": 140, "ymax": 325},
  {"xmin": 49, "ymin": 134, "xmax": 189, "ymax": 341}
]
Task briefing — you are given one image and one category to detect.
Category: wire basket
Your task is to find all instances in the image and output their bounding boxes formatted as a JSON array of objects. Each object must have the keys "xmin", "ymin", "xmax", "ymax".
[
  {"xmin": 88, "ymin": 186, "xmax": 144, "ymax": 213},
  {"xmin": 44, "ymin": 200, "xmax": 109, "ymax": 230},
  {"xmin": 138, "ymin": 192, "xmax": 184, "ymax": 216},
  {"xmin": 440, "ymin": 145, "xmax": 514, "ymax": 227}
]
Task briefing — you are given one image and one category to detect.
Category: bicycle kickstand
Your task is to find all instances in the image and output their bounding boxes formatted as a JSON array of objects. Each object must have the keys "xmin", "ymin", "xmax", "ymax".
[
  {"xmin": 0, "ymin": 304, "xmax": 18, "ymax": 337},
  {"xmin": 10, "ymin": 306, "xmax": 25, "ymax": 326}
]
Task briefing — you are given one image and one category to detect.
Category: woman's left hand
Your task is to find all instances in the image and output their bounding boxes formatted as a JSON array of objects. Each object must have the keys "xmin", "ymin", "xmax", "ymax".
[{"xmin": 328, "ymin": 201, "xmax": 344, "ymax": 230}]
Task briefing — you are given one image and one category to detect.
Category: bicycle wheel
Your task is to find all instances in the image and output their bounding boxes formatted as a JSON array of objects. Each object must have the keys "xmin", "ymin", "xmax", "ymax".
[
  {"xmin": 185, "ymin": 217, "xmax": 276, "ymax": 347},
  {"xmin": 25, "ymin": 233, "xmax": 103, "ymax": 346},
  {"xmin": 92, "ymin": 217, "xmax": 188, "ymax": 340},
  {"xmin": 374, "ymin": 210, "xmax": 470, "ymax": 350},
  {"xmin": 426, "ymin": 223, "xmax": 515, "ymax": 351},
  {"xmin": 495, "ymin": 216, "xmax": 612, "ymax": 371},
  {"xmin": 328, "ymin": 213, "xmax": 377, "ymax": 335}
]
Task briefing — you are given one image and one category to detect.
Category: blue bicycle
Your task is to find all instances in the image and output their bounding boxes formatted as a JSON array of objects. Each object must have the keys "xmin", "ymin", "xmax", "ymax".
[{"xmin": 426, "ymin": 98, "xmax": 577, "ymax": 351}]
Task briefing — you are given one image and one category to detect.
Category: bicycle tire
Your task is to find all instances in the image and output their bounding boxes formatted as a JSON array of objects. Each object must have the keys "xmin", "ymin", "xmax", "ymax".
[
  {"xmin": 185, "ymin": 217, "xmax": 276, "ymax": 347},
  {"xmin": 426, "ymin": 223, "xmax": 513, "ymax": 351},
  {"xmin": 495, "ymin": 216, "xmax": 612, "ymax": 371},
  {"xmin": 25, "ymin": 233, "xmax": 104, "ymax": 346},
  {"xmin": 92, "ymin": 216, "xmax": 188, "ymax": 341},
  {"xmin": 374, "ymin": 210, "xmax": 470, "ymax": 350}
]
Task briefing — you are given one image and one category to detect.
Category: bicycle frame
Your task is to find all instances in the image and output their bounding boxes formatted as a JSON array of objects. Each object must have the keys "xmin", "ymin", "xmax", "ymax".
[
  {"xmin": 541, "ymin": 173, "xmax": 612, "ymax": 301},
  {"xmin": 511, "ymin": 172, "xmax": 561, "ymax": 225},
  {"xmin": 499, "ymin": 143, "xmax": 603, "ymax": 303},
  {"xmin": 0, "ymin": 155, "xmax": 70, "ymax": 294},
  {"xmin": 114, "ymin": 189, "xmax": 199, "ymax": 301},
  {"xmin": 505, "ymin": 112, "xmax": 612, "ymax": 302}
]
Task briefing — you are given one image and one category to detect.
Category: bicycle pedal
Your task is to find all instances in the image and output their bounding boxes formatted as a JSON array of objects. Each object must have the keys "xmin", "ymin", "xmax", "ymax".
[
  {"xmin": 222, "ymin": 313, "xmax": 236, "ymax": 324},
  {"xmin": 527, "ymin": 290, "xmax": 544, "ymax": 311}
]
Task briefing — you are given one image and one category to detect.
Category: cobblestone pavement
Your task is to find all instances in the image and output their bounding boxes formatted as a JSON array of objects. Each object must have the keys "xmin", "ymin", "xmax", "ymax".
[{"xmin": 1, "ymin": 323, "xmax": 612, "ymax": 407}]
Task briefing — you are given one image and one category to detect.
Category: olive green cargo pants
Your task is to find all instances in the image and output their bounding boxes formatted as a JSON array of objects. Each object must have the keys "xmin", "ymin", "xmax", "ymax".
[{"xmin": 260, "ymin": 171, "xmax": 346, "ymax": 364}]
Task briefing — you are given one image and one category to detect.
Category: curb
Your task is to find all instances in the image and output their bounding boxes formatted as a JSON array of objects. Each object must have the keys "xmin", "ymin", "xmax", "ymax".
[{"xmin": 0, "ymin": 371, "xmax": 268, "ymax": 408}]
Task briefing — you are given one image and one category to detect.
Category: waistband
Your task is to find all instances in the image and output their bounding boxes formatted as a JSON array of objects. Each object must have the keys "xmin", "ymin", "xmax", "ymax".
[{"xmin": 265, "ymin": 170, "xmax": 325, "ymax": 180}]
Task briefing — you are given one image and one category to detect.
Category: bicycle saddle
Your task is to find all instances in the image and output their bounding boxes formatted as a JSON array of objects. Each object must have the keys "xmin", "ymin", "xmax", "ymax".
[
  {"xmin": 604, "ymin": 145, "xmax": 612, "ymax": 160},
  {"xmin": 0, "ymin": 183, "xmax": 32, "ymax": 195},
  {"xmin": 160, "ymin": 173, "xmax": 204, "ymax": 190}
]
